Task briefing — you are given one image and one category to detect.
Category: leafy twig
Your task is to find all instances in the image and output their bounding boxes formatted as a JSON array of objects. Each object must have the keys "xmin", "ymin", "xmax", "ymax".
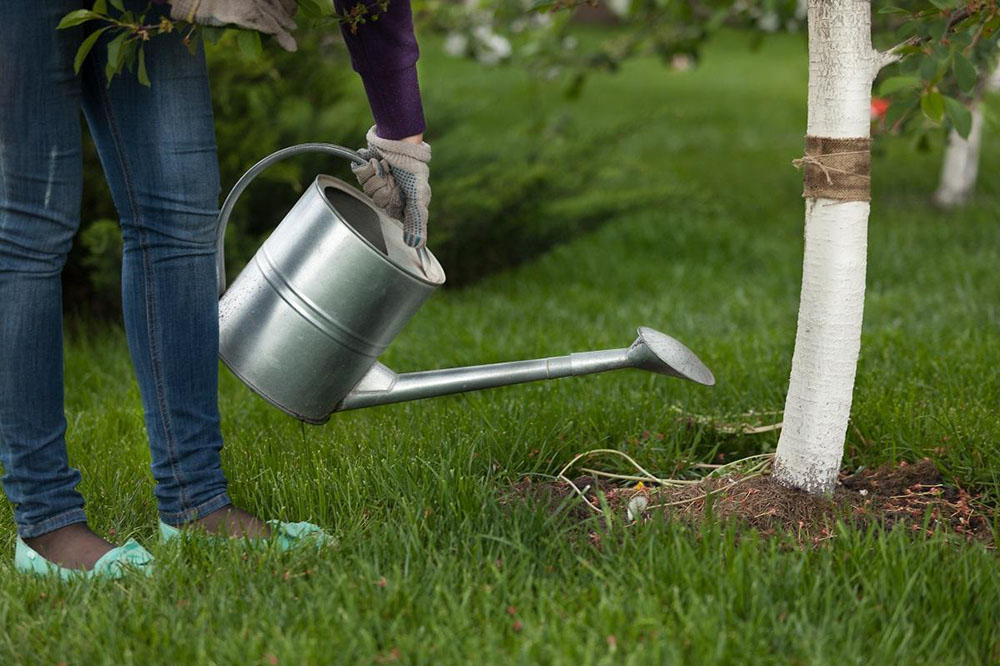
[{"xmin": 59, "ymin": 0, "xmax": 392, "ymax": 87}]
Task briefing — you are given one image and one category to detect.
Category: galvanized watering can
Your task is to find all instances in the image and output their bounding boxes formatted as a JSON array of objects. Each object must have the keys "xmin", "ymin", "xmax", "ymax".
[{"xmin": 215, "ymin": 144, "xmax": 716, "ymax": 424}]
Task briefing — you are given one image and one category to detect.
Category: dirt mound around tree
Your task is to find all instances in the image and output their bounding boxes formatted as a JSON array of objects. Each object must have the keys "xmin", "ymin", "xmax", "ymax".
[{"xmin": 505, "ymin": 459, "xmax": 994, "ymax": 547}]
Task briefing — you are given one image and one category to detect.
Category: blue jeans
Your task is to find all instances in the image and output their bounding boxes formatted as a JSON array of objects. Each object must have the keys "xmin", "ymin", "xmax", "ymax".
[{"xmin": 0, "ymin": 1, "xmax": 232, "ymax": 537}]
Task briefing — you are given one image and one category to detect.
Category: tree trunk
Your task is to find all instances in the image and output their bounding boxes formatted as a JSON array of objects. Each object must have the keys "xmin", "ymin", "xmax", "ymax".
[
  {"xmin": 933, "ymin": 105, "xmax": 985, "ymax": 208},
  {"xmin": 772, "ymin": 0, "xmax": 875, "ymax": 495},
  {"xmin": 933, "ymin": 67, "xmax": 998, "ymax": 208}
]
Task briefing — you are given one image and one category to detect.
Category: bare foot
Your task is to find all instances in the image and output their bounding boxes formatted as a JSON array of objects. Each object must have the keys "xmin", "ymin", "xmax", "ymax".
[
  {"xmin": 23, "ymin": 523, "xmax": 115, "ymax": 571},
  {"xmin": 187, "ymin": 505, "xmax": 271, "ymax": 539}
]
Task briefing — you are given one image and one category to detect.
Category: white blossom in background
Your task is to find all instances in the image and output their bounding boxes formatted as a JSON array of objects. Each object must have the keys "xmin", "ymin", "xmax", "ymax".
[
  {"xmin": 510, "ymin": 12, "xmax": 551, "ymax": 33},
  {"xmin": 473, "ymin": 24, "xmax": 513, "ymax": 64},
  {"xmin": 757, "ymin": 11, "xmax": 780, "ymax": 33},
  {"xmin": 606, "ymin": 0, "xmax": 631, "ymax": 20},
  {"xmin": 671, "ymin": 54, "xmax": 693, "ymax": 71},
  {"xmin": 444, "ymin": 31, "xmax": 469, "ymax": 57},
  {"xmin": 439, "ymin": 0, "xmax": 536, "ymax": 66},
  {"xmin": 733, "ymin": 0, "xmax": 804, "ymax": 34}
]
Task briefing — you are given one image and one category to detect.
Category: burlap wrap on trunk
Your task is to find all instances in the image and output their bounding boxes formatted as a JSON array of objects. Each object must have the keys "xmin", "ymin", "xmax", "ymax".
[{"xmin": 794, "ymin": 136, "xmax": 871, "ymax": 202}]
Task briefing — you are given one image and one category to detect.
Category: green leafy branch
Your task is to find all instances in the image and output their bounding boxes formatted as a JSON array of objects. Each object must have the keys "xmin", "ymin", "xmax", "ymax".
[
  {"xmin": 876, "ymin": 0, "xmax": 1000, "ymax": 139},
  {"xmin": 59, "ymin": 0, "xmax": 391, "ymax": 87},
  {"xmin": 58, "ymin": 0, "xmax": 172, "ymax": 86},
  {"xmin": 300, "ymin": 0, "xmax": 391, "ymax": 35}
]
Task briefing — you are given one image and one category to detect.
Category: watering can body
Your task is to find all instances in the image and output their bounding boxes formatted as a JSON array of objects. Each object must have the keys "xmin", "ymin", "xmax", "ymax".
[
  {"xmin": 217, "ymin": 144, "xmax": 714, "ymax": 424},
  {"xmin": 219, "ymin": 156, "xmax": 445, "ymax": 423}
]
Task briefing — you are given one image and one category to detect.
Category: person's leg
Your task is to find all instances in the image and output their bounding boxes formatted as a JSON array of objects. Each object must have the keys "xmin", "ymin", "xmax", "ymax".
[
  {"xmin": 0, "ymin": 1, "xmax": 116, "ymax": 568},
  {"xmin": 79, "ymin": 2, "xmax": 266, "ymax": 536}
]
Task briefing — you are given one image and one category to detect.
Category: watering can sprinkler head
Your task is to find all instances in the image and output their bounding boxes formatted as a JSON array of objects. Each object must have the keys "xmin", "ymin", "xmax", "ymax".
[{"xmin": 628, "ymin": 327, "xmax": 716, "ymax": 386}]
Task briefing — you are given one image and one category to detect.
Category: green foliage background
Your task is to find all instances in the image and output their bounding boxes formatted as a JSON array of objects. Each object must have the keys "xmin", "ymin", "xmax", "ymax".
[
  {"xmin": 66, "ymin": 23, "xmax": 629, "ymax": 314},
  {"xmin": 63, "ymin": 1, "xmax": 1000, "ymax": 315}
]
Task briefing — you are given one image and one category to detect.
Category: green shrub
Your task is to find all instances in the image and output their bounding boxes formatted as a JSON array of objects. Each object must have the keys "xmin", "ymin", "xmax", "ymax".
[
  {"xmin": 426, "ymin": 120, "xmax": 662, "ymax": 286},
  {"xmin": 68, "ymin": 27, "xmax": 640, "ymax": 309}
]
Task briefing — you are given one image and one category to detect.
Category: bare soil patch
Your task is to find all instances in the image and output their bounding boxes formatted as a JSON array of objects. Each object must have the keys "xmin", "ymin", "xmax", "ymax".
[{"xmin": 505, "ymin": 459, "xmax": 994, "ymax": 547}]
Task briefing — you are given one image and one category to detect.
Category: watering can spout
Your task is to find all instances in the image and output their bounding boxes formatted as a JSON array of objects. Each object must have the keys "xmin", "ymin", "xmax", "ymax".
[
  {"xmin": 216, "ymin": 143, "xmax": 714, "ymax": 424},
  {"xmin": 335, "ymin": 327, "xmax": 715, "ymax": 412}
]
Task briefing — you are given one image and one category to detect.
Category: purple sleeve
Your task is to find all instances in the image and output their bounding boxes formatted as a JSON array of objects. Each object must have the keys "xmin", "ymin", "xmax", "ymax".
[
  {"xmin": 159, "ymin": 0, "xmax": 426, "ymax": 139},
  {"xmin": 334, "ymin": 0, "xmax": 427, "ymax": 140}
]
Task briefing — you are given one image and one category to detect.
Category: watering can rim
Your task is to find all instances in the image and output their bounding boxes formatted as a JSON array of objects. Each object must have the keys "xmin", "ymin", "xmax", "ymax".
[
  {"xmin": 315, "ymin": 174, "xmax": 446, "ymax": 287},
  {"xmin": 215, "ymin": 142, "xmax": 447, "ymax": 295}
]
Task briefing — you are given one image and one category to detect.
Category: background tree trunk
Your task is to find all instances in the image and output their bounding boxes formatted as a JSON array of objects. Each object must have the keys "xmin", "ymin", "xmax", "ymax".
[
  {"xmin": 933, "ymin": 105, "xmax": 985, "ymax": 208},
  {"xmin": 933, "ymin": 68, "xmax": 998, "ymax": 209},
  {"xmin": 772, "ymin": 0, "xmax": 875, "ymax": 495}
]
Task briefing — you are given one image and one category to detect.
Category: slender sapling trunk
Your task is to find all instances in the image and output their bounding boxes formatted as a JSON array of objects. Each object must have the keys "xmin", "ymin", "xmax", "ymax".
[{"xmin": 772, "ymin": 0, "xmax": 880, "ymax": 495}]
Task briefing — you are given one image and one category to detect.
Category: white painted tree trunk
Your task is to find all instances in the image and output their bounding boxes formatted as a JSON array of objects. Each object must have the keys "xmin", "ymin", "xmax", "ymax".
[
  {"xmin": 933, "ymin": 68, "xmax": 998, "ymax": 208},
  {"xmin": 772, "ymin": 0, "xmax": 876, "ymax": 495},
  {"xmin": 933, "ymin": 106, "xmax": 985, "ymax": 208}
]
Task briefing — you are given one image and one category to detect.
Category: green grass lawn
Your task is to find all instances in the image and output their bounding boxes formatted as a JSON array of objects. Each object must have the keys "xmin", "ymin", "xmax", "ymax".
[{"xmin": 4, "ymin": 30, "xmax": 1000, "ymax": 665}]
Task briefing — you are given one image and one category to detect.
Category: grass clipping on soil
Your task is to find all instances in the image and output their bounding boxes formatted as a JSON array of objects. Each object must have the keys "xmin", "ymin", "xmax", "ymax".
[{"xmin": 506, "ymin": 456, "xmax": 994, "ymax": 548}]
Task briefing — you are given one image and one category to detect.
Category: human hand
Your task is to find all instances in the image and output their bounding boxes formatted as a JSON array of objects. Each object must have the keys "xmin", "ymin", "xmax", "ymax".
[
  {"xmin": 169, "ymin": 0, "xmax": 299, "ymax": 51},
  {"xmin": 351, "ymin": 126, "xmax": 432, "ymax": 248}
]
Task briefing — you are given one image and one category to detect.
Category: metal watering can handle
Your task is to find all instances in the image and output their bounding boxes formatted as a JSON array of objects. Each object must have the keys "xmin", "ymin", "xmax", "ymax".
[{"xmin": 215, "ymin": 143, "xmax": 369, "ymax": 296}]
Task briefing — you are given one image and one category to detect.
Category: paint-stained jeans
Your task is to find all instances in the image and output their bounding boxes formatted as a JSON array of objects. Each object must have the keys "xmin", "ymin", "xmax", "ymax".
[{"xmin": 0, "ymin": 1, "xmax": 232, "ymax": 537}]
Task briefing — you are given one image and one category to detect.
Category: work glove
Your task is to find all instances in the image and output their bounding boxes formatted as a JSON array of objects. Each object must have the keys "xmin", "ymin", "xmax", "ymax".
[
  {"xmin": 169, "ymin": 0, "xmax": 299, "ymax": 52},
  {"xmin": 351, "ymin": 126, "xmax": 432, "ymax": 249}
]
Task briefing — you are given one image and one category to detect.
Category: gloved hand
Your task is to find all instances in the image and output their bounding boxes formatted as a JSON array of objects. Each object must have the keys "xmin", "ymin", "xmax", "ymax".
[
  {"xmin": 170, "ymin": 0, "xmax": 299, "ymax": 52},
  {"xmin": 351, "ymin": 126, "xmax": 432, "ymax": 249}
]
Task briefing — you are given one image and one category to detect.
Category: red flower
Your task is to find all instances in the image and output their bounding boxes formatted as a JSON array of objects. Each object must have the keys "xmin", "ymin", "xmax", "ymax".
[{"xmin": 871, "ymin": 98, "xmax": 890, "ymax": 120}]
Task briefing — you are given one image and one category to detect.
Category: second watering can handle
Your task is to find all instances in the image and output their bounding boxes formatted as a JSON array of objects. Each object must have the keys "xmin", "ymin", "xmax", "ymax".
[{"xmin": 215, "ymin": 143, "xmax": 370, "ymax": 296}]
